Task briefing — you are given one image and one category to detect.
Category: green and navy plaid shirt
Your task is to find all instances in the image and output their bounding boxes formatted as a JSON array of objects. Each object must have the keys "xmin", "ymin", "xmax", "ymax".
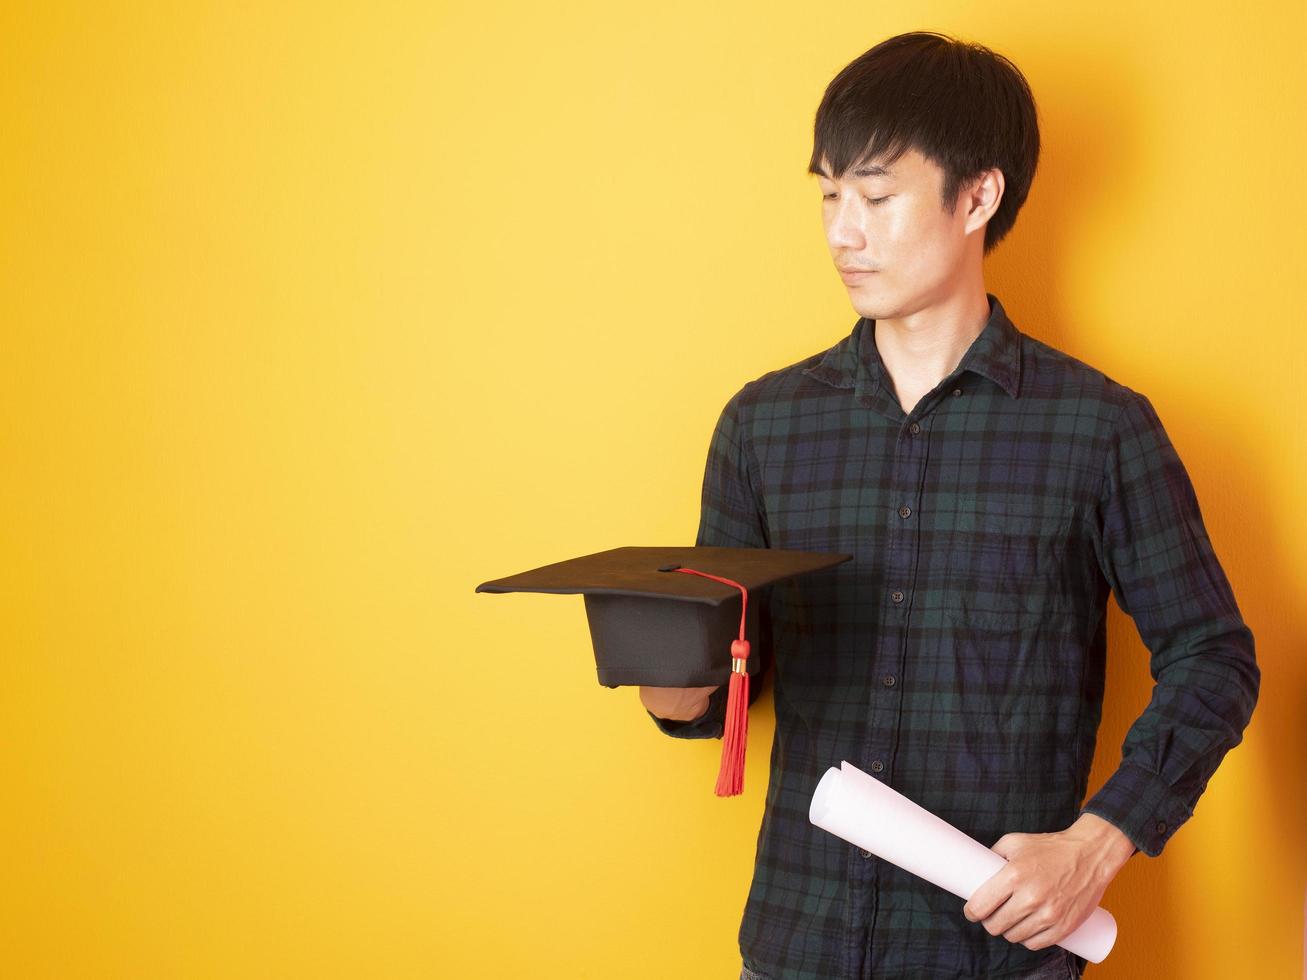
[{"xmin": 648, "ymin": 293, "xmax": 1259, "ymax": 980}]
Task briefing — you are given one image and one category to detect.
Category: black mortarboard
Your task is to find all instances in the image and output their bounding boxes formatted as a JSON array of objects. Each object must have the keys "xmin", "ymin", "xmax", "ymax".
[{"xmin": 476, "ymin": 545, "xmax": 852, "ymax": 795}]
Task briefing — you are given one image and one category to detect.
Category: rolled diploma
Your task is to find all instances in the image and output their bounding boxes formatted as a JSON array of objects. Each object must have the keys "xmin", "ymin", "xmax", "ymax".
[{"xmin": 808, "ymin": 760, "xmax": 1117, "ymax": 964}]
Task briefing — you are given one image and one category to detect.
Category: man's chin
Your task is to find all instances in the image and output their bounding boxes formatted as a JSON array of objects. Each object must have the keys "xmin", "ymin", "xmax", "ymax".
[{"xmin": 850, "ymin": 297, "xmax": 895, "ymax": 321}]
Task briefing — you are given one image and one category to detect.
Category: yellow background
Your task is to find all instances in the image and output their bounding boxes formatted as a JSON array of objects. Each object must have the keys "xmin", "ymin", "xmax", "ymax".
[{"xmin": 3, "ymin": 2, "xmax": 1303, "ymax": 977}]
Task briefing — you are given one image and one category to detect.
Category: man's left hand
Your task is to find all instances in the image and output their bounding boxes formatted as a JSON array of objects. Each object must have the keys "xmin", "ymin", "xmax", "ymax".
[{"xmin": 961, "ymin": 812, "xmax": 1136, "ymax": 951}]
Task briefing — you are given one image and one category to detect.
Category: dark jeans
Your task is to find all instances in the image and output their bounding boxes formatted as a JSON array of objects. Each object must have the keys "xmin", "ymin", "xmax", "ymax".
[{"xmin": 739, "ymin": 948, "xmax": 1083, "ymax": 979}]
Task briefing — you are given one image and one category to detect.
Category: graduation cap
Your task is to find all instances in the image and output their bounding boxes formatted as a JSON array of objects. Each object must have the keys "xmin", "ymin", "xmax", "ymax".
[{"xmin": 475, "ymin": 545, "xmax": 852, "ymax": 796}]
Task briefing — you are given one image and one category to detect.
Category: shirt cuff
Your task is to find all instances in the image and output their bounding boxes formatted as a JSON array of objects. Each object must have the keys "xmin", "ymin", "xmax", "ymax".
[{"xmin": 1079, "ymin": 761, "xmax": 1193, "ymax": 858}]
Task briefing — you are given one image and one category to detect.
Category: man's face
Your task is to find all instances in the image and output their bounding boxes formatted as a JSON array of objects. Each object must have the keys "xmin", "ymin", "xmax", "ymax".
[{"xmin": 815, "ymin": 147, "xmax": 982, "ymax": 318}]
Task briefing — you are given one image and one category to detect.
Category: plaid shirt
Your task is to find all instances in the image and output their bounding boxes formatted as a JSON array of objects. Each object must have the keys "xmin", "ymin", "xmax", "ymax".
[{"xmin": 648, "ymin": 293, "xmax": 1260, "ymax": 979}]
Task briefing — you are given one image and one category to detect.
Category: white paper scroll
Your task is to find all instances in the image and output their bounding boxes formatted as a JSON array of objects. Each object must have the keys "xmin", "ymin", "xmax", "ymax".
[{"xmin": 808, "ymin": 760, "xmax": 1117, "ymax": 964}]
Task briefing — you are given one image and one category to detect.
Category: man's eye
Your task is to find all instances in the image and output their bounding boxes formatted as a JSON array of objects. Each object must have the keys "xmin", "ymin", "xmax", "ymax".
[{"xmin": 823, "ymin": 192, "xmax": 889, "ymax": 206}]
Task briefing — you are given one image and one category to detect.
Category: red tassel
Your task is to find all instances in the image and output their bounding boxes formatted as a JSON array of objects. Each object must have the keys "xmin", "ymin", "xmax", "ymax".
[
  {"xmin": 669, "ymin": 565, "xmax": 752, "ymax": 796},
  {"xmin": 715, "ymin": 639, "xmax": 750, "ymax": 797}
]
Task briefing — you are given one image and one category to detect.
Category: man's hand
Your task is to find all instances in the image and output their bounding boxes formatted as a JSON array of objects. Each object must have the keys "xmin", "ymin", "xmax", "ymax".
[
  {"xmin": 639, "ymin": 685, "xmax": 720, "ymax": 722},
  {"xmin": 961, "ymin": 812, "xmax": 1137, "ymax": 951}
]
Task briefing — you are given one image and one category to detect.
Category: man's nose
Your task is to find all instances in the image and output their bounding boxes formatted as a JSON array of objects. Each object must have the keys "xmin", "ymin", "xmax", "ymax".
[{"xmin": 825, "ymin": 197, "xmax": 865, "ymax": 250}]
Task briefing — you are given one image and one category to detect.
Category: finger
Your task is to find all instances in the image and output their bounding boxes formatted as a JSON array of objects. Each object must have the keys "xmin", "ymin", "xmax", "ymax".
[
  {"xmin": 1001, "ymin": 908, "xmax": 1050, "ymax": 945},
  {"xmin": 964, "ymin": 891, "xmax": 999, "ymax": 922},
  {"xmin": 1016, "ymin": 922, "xmax": 1065, "ymax": 951},
  {"xmin": 983, "ymin": 895, "xmax": 1033, "ymax": 938},
  {"xmin": 963, "ymin": 871, "xmax": 1013, "ymax": 921}
]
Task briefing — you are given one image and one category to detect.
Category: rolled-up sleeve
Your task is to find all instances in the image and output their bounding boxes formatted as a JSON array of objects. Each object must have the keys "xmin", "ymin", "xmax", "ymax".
[
  {"xmin": 647, "ymin": 389, "xmax": 773, "ymax": 740},
  {"xmin": 1079, "ymin": 389, "xmax": 1260, "ymax": 857}
]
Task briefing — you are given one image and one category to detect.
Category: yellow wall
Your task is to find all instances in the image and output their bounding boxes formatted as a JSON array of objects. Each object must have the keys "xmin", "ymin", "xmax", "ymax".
[{"xmin": 3, "ymin": 2, "xmax": 1302, "ymax": 977}]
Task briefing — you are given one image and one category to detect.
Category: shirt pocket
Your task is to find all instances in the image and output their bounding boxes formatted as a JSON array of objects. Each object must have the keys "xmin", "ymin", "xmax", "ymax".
[{"xmin": 941, "ymin": 495, "xmax": 1078, "ymax": 628}]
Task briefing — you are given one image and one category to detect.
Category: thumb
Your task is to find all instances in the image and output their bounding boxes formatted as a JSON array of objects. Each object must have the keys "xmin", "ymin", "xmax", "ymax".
[{"xmin": 990, "ymin": 833, "xmax": 1023, "ymax": 859}]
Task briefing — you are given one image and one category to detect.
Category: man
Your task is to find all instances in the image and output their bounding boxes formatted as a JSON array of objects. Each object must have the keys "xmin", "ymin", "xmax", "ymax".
[{"xmin": 638, "ymin": 30, "xmax": 1260, "ymax": 980}]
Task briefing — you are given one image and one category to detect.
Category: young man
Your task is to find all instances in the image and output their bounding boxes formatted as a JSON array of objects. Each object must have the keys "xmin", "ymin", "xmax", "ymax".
[{"xmin": 639, "ymin": 31, "xmax": 1259, "ymax": 980}]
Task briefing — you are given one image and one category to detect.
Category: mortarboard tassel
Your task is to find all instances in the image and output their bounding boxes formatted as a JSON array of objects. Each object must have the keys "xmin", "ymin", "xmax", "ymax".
[
  {"xmin": 714, "ymin": 636, "xmax": 750, "ymax": 797},
  {"xmin": 670, "ymin": 566, "xmax": 751, "ymax": 797}
]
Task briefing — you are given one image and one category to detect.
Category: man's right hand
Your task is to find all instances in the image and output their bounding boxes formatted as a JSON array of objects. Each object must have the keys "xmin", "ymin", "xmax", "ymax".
[{"xmin": 639, "ymin": 685, "xmax": 721, "ymax": 722}]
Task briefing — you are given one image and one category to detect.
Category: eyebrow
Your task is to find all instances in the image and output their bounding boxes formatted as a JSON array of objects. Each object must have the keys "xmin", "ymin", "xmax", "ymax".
[{"xmin": 814, "ymin": 164, "xmax": 895, "ymax": 179}]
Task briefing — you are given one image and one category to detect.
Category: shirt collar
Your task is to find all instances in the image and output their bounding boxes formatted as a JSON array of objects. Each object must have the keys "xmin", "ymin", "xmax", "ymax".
[{"xmin": 802, "ymin": 292, "xmax": 1022, "ymax": 400}]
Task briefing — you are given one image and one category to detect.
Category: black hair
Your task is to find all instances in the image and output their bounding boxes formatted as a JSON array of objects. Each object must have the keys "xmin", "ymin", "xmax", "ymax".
[{"xmin": 809, "ymin": 31, "xmax": 1041, "ymax": 255}]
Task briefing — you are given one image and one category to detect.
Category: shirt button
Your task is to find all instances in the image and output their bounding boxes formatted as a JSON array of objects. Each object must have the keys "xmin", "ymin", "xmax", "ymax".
[
  {"xmin": 952, "ymin": 387, "xmax": 962, "ymax": 397},
  {"xmin": 909, "ymin": 422, "xmax": 920, "ymax": 434},
  {"xmin": 890, "ymin": 590, "xmax": 904, "ymax": 603},
  {"xmin": 1156, "ymin": 820, "xmax": 1167, "ymax": 834},
  {"xmin": 882, "ymin": 674, "xmax": 896, "ymax": 687},
  {"xmin": 870, "ymin": 760, "xmax": 884, "ymax": 773},
  {"xmin": 860, "ymin": 848, "xmax": 872, "ymax": 858},
  {"xmin": 898, "ymin": 505, "xmax": 911, "ymax": 518}
]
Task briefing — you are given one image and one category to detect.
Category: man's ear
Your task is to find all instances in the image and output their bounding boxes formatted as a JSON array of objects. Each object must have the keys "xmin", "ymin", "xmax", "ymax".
[{"xmin": 966, "ymin": 167, "xmax": 1004, "ymax": 229}]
